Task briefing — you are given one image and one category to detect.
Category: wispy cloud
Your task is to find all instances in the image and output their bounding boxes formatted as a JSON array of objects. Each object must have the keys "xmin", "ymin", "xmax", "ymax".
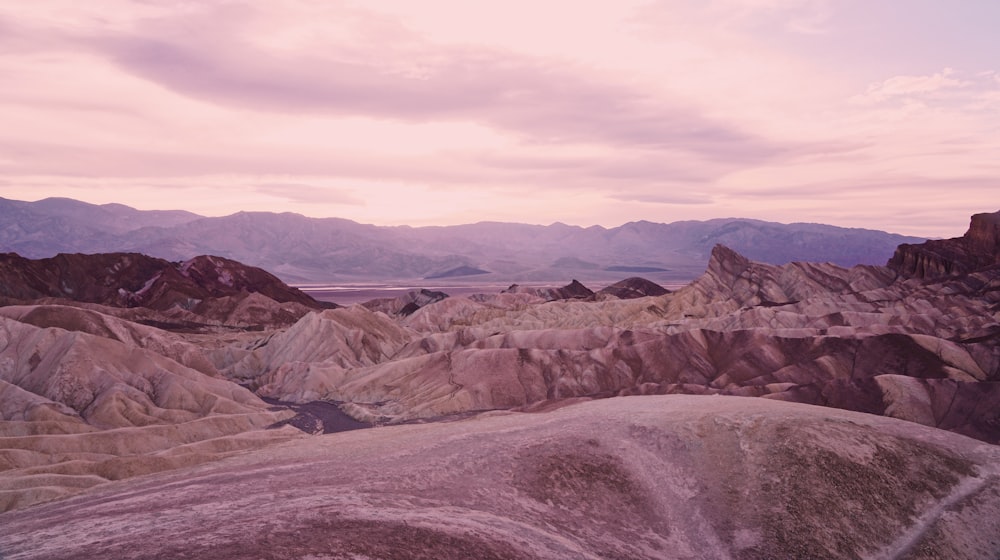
[
  {"xmin": 856, "ymin": 68, "xmax": 973, "ymax": 103},
  {"xmin": 82, "ymin": 28, "xmax": 776, "ymax": 162},
  {"xmin": 635, "ymin": 0, "xmax": 833, "ymax": 35},
  {"xmin": 253, "ymin": 183, "xmax": 364, "ymax": 206},
  {"xmin": 607, "ymin": 192, "xmax": 714, "ymax": 205}
]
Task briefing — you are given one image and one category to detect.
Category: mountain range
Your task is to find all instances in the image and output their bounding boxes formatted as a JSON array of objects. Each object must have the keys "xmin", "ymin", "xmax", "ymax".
[{"xmin": 0, "ymin": 196, "xmax": 925, "ymax": 283}]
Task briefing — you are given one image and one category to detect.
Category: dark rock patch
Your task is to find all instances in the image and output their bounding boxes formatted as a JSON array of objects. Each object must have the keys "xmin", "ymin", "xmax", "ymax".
[
  {"xmin": 263, "ymin": 398, "xmax": 371, "ymax": 434},
  {"xmin": 597, "ymin": 277, "xmax": 669, "ymax": 299}
]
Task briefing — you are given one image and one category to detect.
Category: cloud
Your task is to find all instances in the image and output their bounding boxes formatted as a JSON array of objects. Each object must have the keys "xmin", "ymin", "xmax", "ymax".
[
  {"xmin": 67, "ymin": 6, "xmax": 782, "ymax": 163},
  {"xmin": 731, "ymin": 175, "xmax": 999, "ymax": 199},
  {"xmin": 0, "ymin": 137, "xmax": 487, "ymax": 185},
  {"xmin": 635, "ymin": 0, "xmax": 833, "ymax": 35},
  {"xmin": 729, "ymin": 0, "xmax": 834, "ymax": 34},
  {"xmin": 856, "ymin": 68, "xmax": 973, "ymax": 103},
  {"xmin": 473, "ymin": 152, "xmax": 733, "ymax": 185},
  {"xmin": 253, "ymin": 183, "xmax": 364, "ymax": 206},
  {"xmin": 607, "ymin": 191, "xmax": 714, "ymax": 205}
]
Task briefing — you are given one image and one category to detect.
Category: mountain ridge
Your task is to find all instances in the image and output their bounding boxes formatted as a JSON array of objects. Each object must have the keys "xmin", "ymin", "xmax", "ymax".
[{"xmin": 0, "ymin": 196, "xmax": 926, "ymax": 283}]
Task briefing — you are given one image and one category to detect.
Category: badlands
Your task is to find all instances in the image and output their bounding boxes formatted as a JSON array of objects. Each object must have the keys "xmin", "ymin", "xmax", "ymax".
[{"xmin": 1, "ymin": 211, "xmax": 999, "ymax": 558}]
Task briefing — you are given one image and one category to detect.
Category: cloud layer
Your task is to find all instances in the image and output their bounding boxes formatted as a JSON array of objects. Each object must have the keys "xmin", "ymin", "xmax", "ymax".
[{"xmin": 0, "ymin": 1, "xmax": 997, "ymax": 236}]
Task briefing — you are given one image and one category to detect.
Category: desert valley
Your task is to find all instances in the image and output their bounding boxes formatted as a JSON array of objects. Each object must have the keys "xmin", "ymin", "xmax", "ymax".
[
  {"xmin": 1, "ymin": 201, "xmax": 998, "ymax": 559},
  {"xmin": 3, "ymin": 1, "xmax": 997, "ymax": 557}
]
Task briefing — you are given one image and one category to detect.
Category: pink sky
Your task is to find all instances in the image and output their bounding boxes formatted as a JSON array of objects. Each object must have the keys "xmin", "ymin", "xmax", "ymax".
[{"xmin": 1, "ymin": 0, "xmax": 997, "ymax": 237}]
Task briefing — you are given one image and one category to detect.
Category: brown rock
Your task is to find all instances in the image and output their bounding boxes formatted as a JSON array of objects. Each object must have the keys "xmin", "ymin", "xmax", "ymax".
[{"xmin": 888, "ymin": 210, "xmax": 1000, "ymax": 279}]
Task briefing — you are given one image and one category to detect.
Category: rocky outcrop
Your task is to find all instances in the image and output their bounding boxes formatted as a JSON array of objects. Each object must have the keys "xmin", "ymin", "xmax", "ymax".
[
  {"xmin": 0, "ymin": 312, "xmax": 300, "ymax": 512},
  {"xmin": 0, "ymin": 304, "xmax": 222, "ymax": 376},
  {"xmin": 680, "ymin": 244, "xmax": 896, "ymax": 312},
  {"xmin": 222, "ymin": 306, "xmax": 414, "ymax": 392},
  {"xmin": 597, "ymin": 276, "xmax": 669, "ymax": 299},
  {"xmin": 889, "ymin": 210, "xmax": 1000, "ymax": 279},
  {"xmin": 502, "ymin": 279, "xmax": 595, "ymax": 301},
  {"xmin": 361, "ymin": 288, "xmax": 449, "ymax": 316},
  {"xmin": 968, "ymin": 211, "xmax": 1000, "ymax": 257},
  {"xmin": 3, "ymin": 396, "xmax": 998, "ymax": 559},
  {"xmin": 0, "ymin": 252, "xmax": 333, "ymax": 327}
]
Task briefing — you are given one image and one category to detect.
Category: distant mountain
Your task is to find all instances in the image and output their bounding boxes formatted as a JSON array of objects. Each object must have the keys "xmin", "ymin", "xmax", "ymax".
[
  {"xmin": 0, "ymin": 197, "xmax": 199, "ymax": 257},
  {"xmin": 0, "ymin": 197, "xmax": 926, "ymax": 283},
  {"xmin": 425, "ymin": 265, "xmax": 491, "ymax": 279}
]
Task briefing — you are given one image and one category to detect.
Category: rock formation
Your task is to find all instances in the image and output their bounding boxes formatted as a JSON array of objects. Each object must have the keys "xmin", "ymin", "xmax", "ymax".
[
  {"xmin": 226, "ymin": 216, "xmax": 1000, "ymax": 444},
  {"xmin": 889, "ymin": 210, "xmax": 1000, "ymax": 278},
  {"xmin": 502, "ymin": 279, "xmax": 596, "ymax": 301},
  {"xmin": 361, "ymin": 288, "xmax": 449, "ymax": 316},
  {"xmin": 596, "ymin": 276, "xmax": 670, "ymax": 299},
  {"xmin": 0, "ymin": 312, "xmax": 300, "ymax": 512},
  {"xmin": 0, "ymin": 252, "xmax": 333, "ymax": 328}
]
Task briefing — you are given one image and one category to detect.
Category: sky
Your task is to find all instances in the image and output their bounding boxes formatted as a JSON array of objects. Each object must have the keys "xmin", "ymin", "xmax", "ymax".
[{"xmin": 0, "ymin": 0, "xmax": 997, "ymax": 237}]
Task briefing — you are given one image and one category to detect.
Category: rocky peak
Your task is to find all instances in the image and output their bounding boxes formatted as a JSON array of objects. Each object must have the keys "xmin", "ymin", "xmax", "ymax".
[
  {"xmin": 562, "ymin": 279, "xmax": 594, "ymax": 299},
  {"xmin": 888, "ymin": 210, "xmax": 1000, "ymax": 279},
  {"xmin": 706, "ymin": 244, "xmax": 752, "ymax": 286},
  {"xmin": 177, "ymin": 255, "xmax": 323, "ymax": 307}
]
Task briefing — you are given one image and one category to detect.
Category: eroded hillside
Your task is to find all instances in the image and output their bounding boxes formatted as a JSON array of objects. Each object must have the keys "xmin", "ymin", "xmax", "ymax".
[{"xmin": 221, "ymin": 214, "xmax": 1000, "ymax": 443}]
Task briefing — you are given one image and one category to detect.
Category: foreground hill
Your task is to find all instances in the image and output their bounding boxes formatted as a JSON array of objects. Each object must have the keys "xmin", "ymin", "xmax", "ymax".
[
  {"xmin": 3, "ymin": 396, "xmax": 998, "ymax": 559},
  {"xmin": 0, "ymin": 196, "xmax": 925, "ymax": 282}
]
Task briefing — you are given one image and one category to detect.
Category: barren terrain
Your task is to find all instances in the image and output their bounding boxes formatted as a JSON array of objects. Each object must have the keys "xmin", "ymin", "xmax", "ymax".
[
  {"xmin": 3, "ymin": 396, "xmax": 999, "ymax": 559},
  {"xmin": 0, "ymin": 210, "xmax": 997, "ymax": 558}
]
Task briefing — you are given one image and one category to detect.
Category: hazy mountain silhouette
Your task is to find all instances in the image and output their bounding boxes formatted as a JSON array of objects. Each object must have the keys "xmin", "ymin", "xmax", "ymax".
[{"xmin": 0, "ymin": 196, "xmax": 925, "ymax": 282}]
